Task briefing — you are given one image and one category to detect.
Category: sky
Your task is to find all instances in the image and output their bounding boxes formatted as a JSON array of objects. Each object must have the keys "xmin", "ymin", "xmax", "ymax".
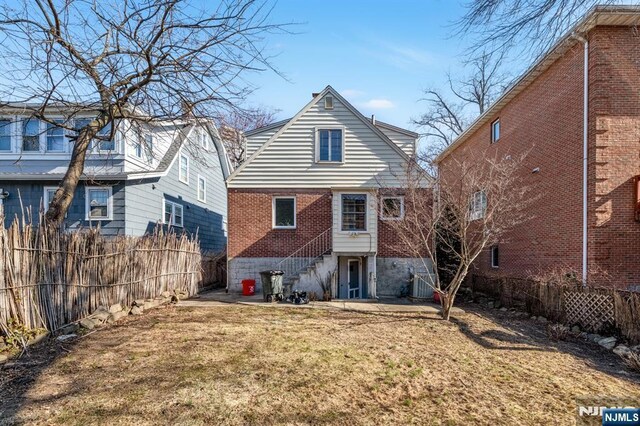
[{"xmin": 242, "ymin": 0, "xmax": 475, "ymax": 131}]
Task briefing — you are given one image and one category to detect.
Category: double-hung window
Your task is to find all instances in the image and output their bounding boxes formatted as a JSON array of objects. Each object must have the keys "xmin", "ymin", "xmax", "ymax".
[
  {"xmin": 317, "ymin": 129, "xmax": 343, "ymax": 162},
  {"xmin": 272, "ymin": 196, "xmax": 296, "ymax": 229},
  {"xmin": 85, "ymin": 187, "xmax": 112, "ymax": 220},
  {"xmin": 197, "ymin": 176, "xmax": 206, "ymax": 202},
  {"xmin": 179, "ymin": 153, "xmax": 189, "ymax": 184},
  {"xmin": 43, "ymin": 187, "xmax": 58, "ymax": 208},
  {"xmin": 46, "ymin": 120, "xmax": 65, "ymax": 152},
  {"xmin": 95, "ymin": 122, "xmax": 114, "ymax": 151},
  {"xmin": 380, "ymin": 196, "xmax": 404, "ymax": 220},
  {"xmin": 22, "ymin": 118, "xmax": 40, "ymax": 151},
  {"xmin": 0, "ymin": 118, "xmax": 11, "ymax": 151},
  {"xmin": 470, "ymin": 190, "xmax": 487, "ymax": 221},
  {"xmin": 163, "ymin": 200, "xmax": 183, "ymax": 227},
  {"xmin": 133, "ymin": 132, "xmax": 143, "ymax": 158},
  {"xmin": 341, "ymin": 194, "xmax": 367, "ymax": 231},
  {"xmin": 145, "ymin": 134, "xmax": 154, "ymax": 160}
]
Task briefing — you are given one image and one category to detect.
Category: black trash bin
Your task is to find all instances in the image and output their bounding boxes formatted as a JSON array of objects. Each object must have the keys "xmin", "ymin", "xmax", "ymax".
[{"xmin": 259, "ymin": 270, "xmax": 285, "ymax": 302}]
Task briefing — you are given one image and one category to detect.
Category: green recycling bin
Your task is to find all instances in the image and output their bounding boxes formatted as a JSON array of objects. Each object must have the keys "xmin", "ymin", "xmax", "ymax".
[{"xmin": 260, "ymin": 270, "xmax": 285, "ymax": 302}]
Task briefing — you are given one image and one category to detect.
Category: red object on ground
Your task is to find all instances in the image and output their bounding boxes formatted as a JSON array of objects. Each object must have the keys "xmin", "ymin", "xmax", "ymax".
[
  {"xmin": 242, "ymin": 279, "xmax": 256, "ymax": 296},
  {"xmin": 433, "ymin": 292, "xmax": 440, "ymax": 304}
]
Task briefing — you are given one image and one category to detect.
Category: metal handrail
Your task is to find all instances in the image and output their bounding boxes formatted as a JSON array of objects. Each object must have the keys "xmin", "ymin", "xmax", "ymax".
[{"xmin": 277, "ymin": 227, "xmax": 332, "ymax": 280}]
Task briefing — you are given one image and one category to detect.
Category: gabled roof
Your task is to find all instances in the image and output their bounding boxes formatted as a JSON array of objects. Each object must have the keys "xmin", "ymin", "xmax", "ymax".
[
  {"xmin": 228, "ymin": 85, "xmax": 412, "ymax": 182},
  {"xmin": 243, "ymin": 118, "xmax": 289, "ymax": 137},
  {"xmin": 435, "ymin": 5, "xmax": 640, "ymax": 164}
]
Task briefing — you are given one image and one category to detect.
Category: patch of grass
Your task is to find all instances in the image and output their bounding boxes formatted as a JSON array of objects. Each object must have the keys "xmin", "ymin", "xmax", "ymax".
[{"xmin": 1, "ymin": 305, "xmax": 639, "ymax": 426}]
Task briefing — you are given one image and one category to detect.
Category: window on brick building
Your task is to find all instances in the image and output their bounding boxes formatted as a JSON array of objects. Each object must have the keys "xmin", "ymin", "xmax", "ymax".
[
  {"xmin": 491, "ymin": 245, "xmax": 499, "ymax": 268},
  {"xmin": 380, "ymin": 196, "xmax": 404, "ymax": 220},
  {"xmin": 491, "ymin": 119, "xmax": 500, "ymax": 143},
  {"xmin": 273, "ymin": 196, "xmax": 296, "ymax": 229},
  {"xmin": 469, "ymin": 190, "xmax": 487, "ymax": 220}
]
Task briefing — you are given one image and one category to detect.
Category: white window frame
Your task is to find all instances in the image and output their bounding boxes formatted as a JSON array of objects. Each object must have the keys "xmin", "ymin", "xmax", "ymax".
[
  {"xmin": 272, "ymin": 196, "xmax": 296, "ymax": 229},
  {"xmin": 84, "ymin": 186, "xmax": 113, "ymax": 221},
  {"xmin": 163, "ymin": 199, "xmax": 184, "ymax": 227},
  {"xmin": 43, "ymin": 186, "xmax": 58, "ymax": 208},
  {"xmin": 179, "ymin": 152, "xmax": 189, "ymax": 184},
  {"xmin": 0, "ymin": 117, "xmax": 13, "ymax": 152},
  {"xmin": 45, "ymin": 118, "xmax": 67, "ymax": 153},
  {"xmin": 315, "ymin": 127, "xmax": 345, "ymax": 163},
  {"xmin": 491, "ymin": 245, "xmax": 499, "ymax": 268},
  {"xmin": 145, "ymin": 134, "xmax": 154, "ymax": 161},
  {"xmin": 340, "ymin": 192, "xmax": 368, "ymax": 233},
  {"xmin": 380, "ymin": 196, "xmax": 405, "ymax": 221},
  {"xmin": 200, "ymin": 130, "xmax": 209, "ymax": 150},
  {"xmin": 324, "ymin": 96, "xmax": 334, "ymax": 110},
  {"xmin": 491, "ymin": 119, "xmax": 500, "ymax": 143},
  {"xmin": 21, "ymin": 117, "xmax": 43, "ymax": 153},
  {"xmin": 470, "ymin": 190, "xmax": 487, "ymax": 221},
  {"xmin": 197, "ymin": 175, "xmax": 207, "ymax": 203}
]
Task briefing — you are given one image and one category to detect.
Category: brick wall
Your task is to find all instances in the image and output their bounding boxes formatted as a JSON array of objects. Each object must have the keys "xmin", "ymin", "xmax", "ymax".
[
  {"xmin": 439, "ymin": 41, "xmax": 585, "ymax": 279},
  {"xmin": 439, "ymin": 25, "xmax": 640, "ymax": 289},
  {"xmin": 227, "ymin": 189, "xmax": 332, "ymax": 258},
  {"xmin": 589, "ymin": 26, "xmax": 640, "ymax": 287}
]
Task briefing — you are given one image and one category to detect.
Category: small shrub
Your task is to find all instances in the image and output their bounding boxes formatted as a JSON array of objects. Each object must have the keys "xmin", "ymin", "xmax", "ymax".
[
  {"xmin": 624, "ymin": 351, "xmax": 640, "ymax": 373},
  {"xmin": 547, "ymin": 323, "xmax": 570, "ymax": 341}
]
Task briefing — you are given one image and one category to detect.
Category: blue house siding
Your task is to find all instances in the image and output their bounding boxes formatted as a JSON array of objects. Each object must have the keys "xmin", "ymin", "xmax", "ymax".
[
  {"xmin": 124, "ymin": 146, "xmax": 227, "ymax": 252},
  {"xmin": 0, "ymin": 180, "xmax": 126, "ymax": 236}
]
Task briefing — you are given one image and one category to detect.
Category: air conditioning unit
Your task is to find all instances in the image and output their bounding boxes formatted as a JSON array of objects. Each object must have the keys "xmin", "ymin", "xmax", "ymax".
[{"xmin": 410, "ymin": 272, "xmax": 435, "ymax": 300}]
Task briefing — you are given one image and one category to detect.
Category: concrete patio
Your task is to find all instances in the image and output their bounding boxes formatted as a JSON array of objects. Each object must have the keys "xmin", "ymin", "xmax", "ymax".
[{"xmin": 177, "ymin": 289, "xmax": 464, "ymax": 315}]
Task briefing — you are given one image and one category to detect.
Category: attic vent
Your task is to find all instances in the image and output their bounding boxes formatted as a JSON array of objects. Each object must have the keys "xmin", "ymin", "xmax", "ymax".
[{"xmin": 324, "ymin": 96, "xmax": 333, "ymax": 110}]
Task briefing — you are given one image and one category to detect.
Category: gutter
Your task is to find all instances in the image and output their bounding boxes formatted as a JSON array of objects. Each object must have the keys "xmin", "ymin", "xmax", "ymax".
[{"xmin": 571, "ymin": 32, "xmax": 589, "ymax": 286}]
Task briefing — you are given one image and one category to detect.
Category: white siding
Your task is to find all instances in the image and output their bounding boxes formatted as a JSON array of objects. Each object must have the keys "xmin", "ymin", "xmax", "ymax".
[
  {"xmin": 228, "ymin": 96, "xmax": 410, "ymax": 189},
  {"xmin": 332, "ymin": 190, "xmax": 378, "ymax": 253},
  {"xmin": 377, "ymin": 126, "xmax": 416, "ymax": 157},
  {"xmin": 245, "ymin": 126, "xmax": 282, "ymax": 158}
]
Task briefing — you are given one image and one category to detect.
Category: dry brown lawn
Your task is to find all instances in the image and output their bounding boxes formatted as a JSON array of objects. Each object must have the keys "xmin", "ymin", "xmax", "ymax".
[{"xmin": 1, "ymin": 303, "xmax": 639, "ymax": 425}]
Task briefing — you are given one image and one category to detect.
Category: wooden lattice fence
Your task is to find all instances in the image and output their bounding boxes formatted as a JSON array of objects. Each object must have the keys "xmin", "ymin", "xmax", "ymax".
[
  {"xmin": 471, "ymin": 275, "xmax": 640, "ymax": 345},
  {"xmin": 564, "ymin": 291, "xmax": 615, "ymax": 332}
]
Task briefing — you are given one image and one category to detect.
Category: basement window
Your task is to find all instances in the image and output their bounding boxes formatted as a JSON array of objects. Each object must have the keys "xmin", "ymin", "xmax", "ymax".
[
  {"xmin": 491, "ymin": 245, "xmax": 499, "ymax": 268},
  {"xmin": 273, "ymin": 196, "xmax": 296, "ymax": 229}
]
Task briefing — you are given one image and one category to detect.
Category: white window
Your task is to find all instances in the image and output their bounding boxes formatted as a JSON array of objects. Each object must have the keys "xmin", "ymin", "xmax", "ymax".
[
  {"xmin": 470, "ymin": 190, "xmax": 487, "ymax": 221},
  {"xmin": 197, "ymin": 175, "xmax": 206, "ymax": 202},
  {"xmin": 46, "ymin": 119, "xmax": 65, "ymax": 152},
  {"xmin": 85, "ymin": 186, "xmax": 113, "ymax": 220},
  {"xmin": 163, "ymin": 199, "xmax": 183, "ymax": 227},
  {"xmin": 341, "ymin": 194, "xmax": 367, "ymax": 231},
  {"xmin": 491, "ymin": 119, "xmax": 500, "ymax": 143},
  {"xmin": 75, "ymin": 119, "xmax": 115, "ymax": 152},
  {"xmin": 22, "ymin": 118, "xmax": 41, "ymax": 152},
  {"xmin": 316, "ymin": 128, "xmax": 343, "ymax": 162},
  {"xmin": 491, "ymin": 245, "xmax": 499, "ymax": 268},
  {"xmin": 380, "ymin": 196, "xmax": 404, "ymax": 220},
  {"xmin": 272, "ymin": 196, "xmax": 296, "ymax": 229},
  {"xmin": 0, "ymin": 118, "xmax": 12, "ymax": 151},
  {"xmin": 324, "ymin": 96, "xmax": 333, "ymax": 110},
  {"xmin": 199, "ymin": 131, "xmax": 209, "ymax": 150},
  {"xmin": 43, "ymin": 187, "xmax": 58, "ymax": 208},
  {"xmin": 179, "ymin": 153, "xmax": 189, "ymax": 184},
  {"xmin": 133, "ymin": 133, "xmax": 143, "ymax": 158},
  {"xmin": 145, "ymin": 134, "xmax": 154, "ymax": 160}
]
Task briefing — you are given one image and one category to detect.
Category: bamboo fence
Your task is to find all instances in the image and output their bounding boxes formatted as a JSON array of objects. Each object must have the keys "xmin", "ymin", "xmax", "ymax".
[
  {"xmin": 0, "ymin": 217, "xmax": 203, "ymax": 337},
  {"xmin": 471, "ymin": 274, "xmax": 640, "ymax": 345}
]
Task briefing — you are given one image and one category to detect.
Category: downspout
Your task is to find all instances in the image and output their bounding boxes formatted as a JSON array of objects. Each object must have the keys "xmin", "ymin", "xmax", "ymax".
[{"xmin": 572, "ymin": 33, "xmax": 589, "ymax": 286}]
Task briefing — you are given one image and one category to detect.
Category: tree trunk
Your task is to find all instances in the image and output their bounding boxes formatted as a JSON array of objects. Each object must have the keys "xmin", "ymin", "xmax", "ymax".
[{"xmin": 44, "ymin": 118, "xmax": 105, "ymax": 226}]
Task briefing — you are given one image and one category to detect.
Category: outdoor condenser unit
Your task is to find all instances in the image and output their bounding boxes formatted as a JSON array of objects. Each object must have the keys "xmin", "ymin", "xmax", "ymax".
[{"xmin": 411, "ymin": 272, "xmax": 436, "ymax": 300}]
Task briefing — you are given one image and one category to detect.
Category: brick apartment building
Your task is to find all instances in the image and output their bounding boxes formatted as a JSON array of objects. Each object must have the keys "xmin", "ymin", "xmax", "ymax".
[{"xmin": 436, "ymin": 6, "xmax": 640, "ymax": 289}]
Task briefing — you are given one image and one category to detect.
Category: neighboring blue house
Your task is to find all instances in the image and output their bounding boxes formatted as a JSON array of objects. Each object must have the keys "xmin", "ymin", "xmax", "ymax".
[{"xmin": 0, "ymin": 109, "xmax": 230, "ymax": 252}]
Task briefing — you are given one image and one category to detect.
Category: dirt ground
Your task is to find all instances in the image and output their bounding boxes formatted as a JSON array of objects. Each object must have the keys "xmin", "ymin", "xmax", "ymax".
[{"xmin": 1, "ymin": 303, "xmax": 639, "ymax": 425}]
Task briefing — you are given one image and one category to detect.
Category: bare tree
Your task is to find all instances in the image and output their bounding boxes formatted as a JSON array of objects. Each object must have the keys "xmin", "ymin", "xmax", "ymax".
[
  {"xmin": 414, "ymin": 51, "xmax": 509, "ymax": 162},
  {"xmin": 385, "ymin": 153, "xmax": 534, "ymax": 320},
  {"xmin": 217, "ymin": 106, "xmax": 278, "ymax": 168},
  {"xmin": 459, "ymin": 0, "xmax": 619, "ymax": 58},
  {"xmin": 0, "ymin": 0, "xmax": 286, "ymax": 225}
]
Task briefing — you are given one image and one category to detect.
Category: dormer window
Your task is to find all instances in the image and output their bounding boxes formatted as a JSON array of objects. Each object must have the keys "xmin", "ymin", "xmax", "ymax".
[
  {"xmin": 22, "ymin": 118, "xmax": 40, "ymax": 151},
  {"xmin": 324, "ymin": 96, "xmax": 333, "ymax": 110},
  {"xmin": 316, "ymin": 128, "xmax": 343, "ymax": 163}
]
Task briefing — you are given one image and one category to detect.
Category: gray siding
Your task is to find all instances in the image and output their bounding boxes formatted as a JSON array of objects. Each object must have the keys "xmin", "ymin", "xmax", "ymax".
[
  {"xmin": 0, "ymin": 180, "xmax": 126, "ymax": 236},
  {"xmin": 124, "ymin": 143, "xmax": 227, "ymax": 252}
]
